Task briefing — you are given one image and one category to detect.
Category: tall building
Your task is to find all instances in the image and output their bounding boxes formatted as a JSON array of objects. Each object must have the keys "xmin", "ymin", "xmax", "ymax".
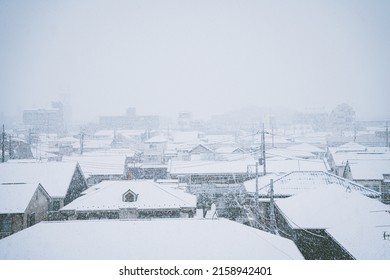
[{"xmin": 23, "ymin": 102, "xmax": 64, "ymax": 133}]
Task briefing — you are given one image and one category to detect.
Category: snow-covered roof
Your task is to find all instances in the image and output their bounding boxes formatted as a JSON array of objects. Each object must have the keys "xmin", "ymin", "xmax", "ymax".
[
  {"xmin": 329, "ymin": 149, "xmax": 390, "ymax": 167},
  {"xmin": 83, "ymin": 139, "xmax": 112, "ymax": 149},
  {"xmin": 62, "ymin": 151, "xmax": 128, "ymax": 177},
  {"xmin": 267, "ymin": 148, "xmax": 316, "ymax": 159},
  {"xmin": 215, "ymin": 146, "xmax": 245, "ymax": 154},
  {"xmin": 348, "ymin": 159, "xmax": 390, "ymax": 180},
  {"xmin": 168, "ymin": 159, "xmax": 256, "ymax": 175},
  {"xmin": 287, "ymin": 143, "xmax": 325, "ymax": 153},
  {"xmin": 275, "ymin": 185, "xmax": 390, "ymax": 259},
  {"xmin": 0, "ymin": 218, "xmax": 304, "ymax": 259},
  {"xmin": 335, "ymin": 142, "xmax": 367, "ymax": 152},
  {"xmin": 243, "ymin": 173, "xmax": 283, "ymax": 193},
  {"xmin": 189, "ymin": 144, "xmax": 214, "ymax": 153},
  {"xmin": 0, "ymin": 162, "xmax": 79, "ymax": 198},
  {"xmin": 254, "ymin": 171, "xmax": 381, "ymax": 198},
  {"xmin": 0, "ymin": 183, "xmax": 42, "ymax": 214},
  {"xmin": 61, "ymin": 180, "xmax": 196, "ymax": 211},
  {"xmin": 265, "ymin": 158, "xmax": 328, "ymax": 173},
  {"xmin": 144, "ymin": 136, "xmax": 168, "ymax": 143}
]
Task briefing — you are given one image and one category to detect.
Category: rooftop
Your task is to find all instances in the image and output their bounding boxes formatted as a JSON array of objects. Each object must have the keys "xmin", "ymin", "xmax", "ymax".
[
  {"xmin": 0, "ymin": 183, "xmax": 43, "ymax": 214},
  {"xmin": 276, "ymin": 185, "xmax": 390, "ymax": 259},
  {"xmin": 0, "ymin": 218, "xmax": 304, "ymax": 260},
  {"xmin": 61, "ymin": 180, "xmax": 196, "ymax": 211},
  {"xmin": 0, "ymin": 162, "xmax": 79, "ymax": 198}
]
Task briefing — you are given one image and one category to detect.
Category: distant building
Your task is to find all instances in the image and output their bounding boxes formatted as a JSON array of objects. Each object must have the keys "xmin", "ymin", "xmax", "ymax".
[
  {"xmin": 329, "ymin": 103, "xmax": 356, "ymax": 134},
  {"xmin": 98, "ymin": 107, "xmax": 160, "ymax": 130},
  {"xmin": 177, "ymin": 112, "xmax": 192, "ymax": 131},
  {"xmin": 23, "ymin": 102, "xmax": 65, "ymax": 133}
]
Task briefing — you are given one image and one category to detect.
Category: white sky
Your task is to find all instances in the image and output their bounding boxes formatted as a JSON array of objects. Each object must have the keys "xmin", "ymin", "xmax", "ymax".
[{"xmin": 0, "ymin": 0, "xmax": 389, "ymax": 122}]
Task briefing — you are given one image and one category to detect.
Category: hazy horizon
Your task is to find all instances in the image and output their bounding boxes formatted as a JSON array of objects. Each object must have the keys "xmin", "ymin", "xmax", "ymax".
[{"xmin": 1, "ymin": 0, "xmax": 390, "ymax": 123}]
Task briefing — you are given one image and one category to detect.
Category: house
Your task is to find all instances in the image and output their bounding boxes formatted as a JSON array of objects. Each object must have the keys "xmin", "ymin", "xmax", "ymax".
[
  {"xmin": 0, "ymin": 218, "xmax": 304, "ymax": 259},
  {"xmin": 243, "ymin": 171, "xmax": 381, "ymax": 232},
  {"xmin": 343, "ymin": 159, "xmax": 390, "ymax": 204},
  {"xmin": 60, "ymin": 180, "xmax": 197, "ymax": 220},
  {"xmin": 143, "ymin": 136, "xmax": 168, "ymax": 164},
  {"xmin": 189, "ymin": 144, "xmax": 214, "ymax": 160},
  {"xmin": 267, "ymin": 148, "xmax": 317, "ymax": 160},
  {"xmin": 275, "ymin": 185, "xmax": 390, "ymax": 259},
  {"xmin": 244, "ymin": 171, "xmax": 381, "ymax": 198},
  {"xmin": 168, "ymin": 158, "xmax": 257, "ymax": 184},
  {"xmin": 0, "ymin": 183, "xmax": 51, "ymax": 239},
  {"xmin": 62, "ymin": 150, "xmax": 131, "ymax": 185},
  {"xmin": 260, "ymin": 158, "xmax": 329, "ymax": 175},
  {"xmin": 286, "ymin": 143, "xmax": 326, "ymax": 158},
  {"xmin": 0, "ymin": 162, "xmax": 88, "ymax": 212},
  {"xmin": 214, "ymin": 146, "xmax": 247, "ymax": 160}
]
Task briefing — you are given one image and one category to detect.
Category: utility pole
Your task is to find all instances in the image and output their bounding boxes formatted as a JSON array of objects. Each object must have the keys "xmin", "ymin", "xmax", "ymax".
[
  {"xmin": 255, "ymin": 162, "xmax": 259, "ymax": 220},
  {"xmin": 262, "ymin": 123, "xmax": 266, "ymax": 175},
  {"xmin": 80, "ymin": 129, "xmax": 85, "ymax": 155},
  {"xmin": 386, "ymin": 121, "xmax": 389, "ymax": 148},
  {"xmin": 271, "ymin": 124, "xmax": 274, "ymax": 148},
  {"xmin": 1, "ymin": 125, "xmax": 5, "ymax": 163},
  {"xmin": 269, "ymin": 179, "xmax": 276, "ymax": 234},
  {"xmin": 8, "ymin": 134, "xmax": 12, "ymax": 160}
]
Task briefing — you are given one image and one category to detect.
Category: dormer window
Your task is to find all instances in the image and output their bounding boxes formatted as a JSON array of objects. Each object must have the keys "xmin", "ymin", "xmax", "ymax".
[{"xmin": 123, "ymin": 189, "xmax": 138, "ymax": 202}]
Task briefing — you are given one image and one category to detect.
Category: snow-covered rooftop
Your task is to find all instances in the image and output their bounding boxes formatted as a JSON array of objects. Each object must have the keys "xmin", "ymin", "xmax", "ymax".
[
  {"xmin": 0, "ymin": 162, "xmax": 79, "ymax": 198},
  {"xmin": 61, "ymin": 180, "xmax": 196, "ymax": 211},
  {"xmin": 267, "ymin": 148, "xmax": 317, "ymax": 159},
  {"xmin": 0, "ymin": 183, "xmax": 42, "ymax": 214},
  {"xmin": 144, "ymin": 136, "xmax": 168, "ymax": 143},
  {"xmin": 275, "ymin": 185, "xmax": 390, "ymax": 259},
  {"xmin": 168, "ymin": 159, "xmax": 256, "ymax": 175},
  {"xmin": 251, "ymin": 171, "xmax": 381, "ymax": 198},
  {"xmin": 330, "ymin": 150, "xmax": 390, "ymax": 166},
  {"xmin": 287, "ymin": 143, "xmax": 325, "ymax": 153},
  {"xmin": 348, "ymin": 159, "xmax": 390, "ymax": 180},
  {"xmin": 0, "ymin": 218, "xmax": 304, "ymax": 259},
  {"xmin": 265, "ymin": 158, "xmax": 328, "ymax": 173},
  {"xmin": 62, "ymin": 150, "xmax": 130, "ymax": 177}
]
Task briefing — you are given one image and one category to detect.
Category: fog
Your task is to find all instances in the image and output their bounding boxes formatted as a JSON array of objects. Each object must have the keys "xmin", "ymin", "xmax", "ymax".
[{"xmin": 1, "ymin": 0, "xmax": 389, "ymax": 122}]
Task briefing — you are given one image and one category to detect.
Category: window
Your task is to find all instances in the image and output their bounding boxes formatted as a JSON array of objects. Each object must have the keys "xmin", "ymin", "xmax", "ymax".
[
  {"xmin": 1, "ymin": 216, "xmax": 12, "ymax": 233},
  {"xmin": 123, "ymin": 190, "xmax": 138, "ymax": 202},
  {"xmin": 27, "ymin": 213, "xmax": 36, "ymax": 227},
  {"xmin": 52, "ymin": 201, "xmax": 61, "ymax": 211}
]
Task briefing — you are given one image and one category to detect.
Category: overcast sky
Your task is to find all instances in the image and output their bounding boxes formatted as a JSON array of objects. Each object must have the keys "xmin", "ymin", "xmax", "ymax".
[{"xmin": 0, "ymin": 0, "xmax": 389, "ymax": 122}]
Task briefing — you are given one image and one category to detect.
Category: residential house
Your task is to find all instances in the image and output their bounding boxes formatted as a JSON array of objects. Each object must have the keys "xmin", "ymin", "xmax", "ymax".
[
  {"xmin": 214, "ymin": 146, "xmax": 247, "ymax": 161},
  {"xmin": 0, "ymin": 162, "xmax": 88, "ymax": 213},
  {"xmin": 0, "ymin": 183, "xmax": 51, "ymax": 239},
  {"xmin": 275, "ymin": 185, "xmax": 390, "ymax": 259},
  {"xmin": 343, "ymin": 159, "xmax": 390, "ymax": 203},
  {"xmin": 189, "ymin": 144, "xmax": 215, "ymax": 160},
  {"xmin": 168, "ymin": 158, "xmax": 257, "ymax": 185},
  {"xmin": 243, "ymin": 171, "xmax": 381, "ymax": 231},
  {"xmin": 60, "ymin": 180, "xmax": 197, "ymax": 220},
  {"xmin": 62, "ymin": 150, "xmax": 130, "ymax": 185},
  {"xmin": 143, "ymin": 136, "xmax": 168, "ymax": 164}
]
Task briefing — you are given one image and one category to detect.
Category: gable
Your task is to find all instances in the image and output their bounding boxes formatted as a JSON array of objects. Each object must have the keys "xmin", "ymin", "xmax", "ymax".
[
  {"xmin": 190, "ymin": 145, "xmax": 213, "ymax": 154},
  {"xmin": 123, "ymin": 189, "xmax": 138, "ymax": 202}
]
